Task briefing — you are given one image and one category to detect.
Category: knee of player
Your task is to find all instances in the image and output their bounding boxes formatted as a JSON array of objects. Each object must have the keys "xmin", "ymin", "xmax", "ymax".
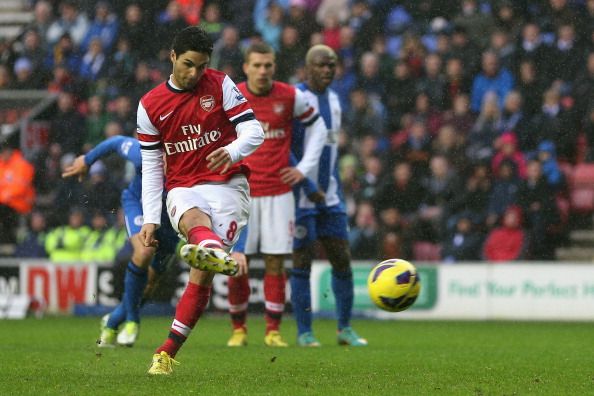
[{"xmin": 264, "ymin": 254, "xmax": 285, "ymax": 275}]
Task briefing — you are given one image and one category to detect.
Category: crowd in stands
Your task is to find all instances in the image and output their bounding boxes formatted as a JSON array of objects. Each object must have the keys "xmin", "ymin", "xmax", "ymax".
[{"xmin": 1, "ymin": 0, "xmax": 593, "ymax": 262}]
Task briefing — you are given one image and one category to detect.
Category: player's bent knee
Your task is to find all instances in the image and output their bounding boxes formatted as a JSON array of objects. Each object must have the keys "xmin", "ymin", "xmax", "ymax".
[
  {"xmin": 322, "ymin": 238, "xmax": 351, "ymax": 272},
  {"xmin": 264, "ymin": 254, "xmax": 285, "ymax": 275}
]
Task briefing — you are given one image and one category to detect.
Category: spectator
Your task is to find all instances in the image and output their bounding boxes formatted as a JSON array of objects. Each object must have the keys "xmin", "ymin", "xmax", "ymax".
[
  {"xmin": 211, "ymin": 26, "xmax": 243, "ymax": 81},
  {"xmin": 155, "ymin": 1, "xmax": 189, "ymax": 56},
  {"xmin": 486, "ymin": 159, "xmax": 520, "ymax": 228},
  {"xmin": 199, "ymin": 2, "xmax": 226, "ymax": 43},
  {"xmin": 0, "ymin": 142, "xmax": 36, "ymax": 244},
  {"xmin": 378, "ymin": 207, "xmax": 410, "ymax": 260},
  {"xmin": 497, "ymin": 91, "xmax": 528, "ymax": 140},
  {"xmin": 50, "ymin": 91, "xmax": 86, "ymax": 154},
  {"xmin": 176, "ymin": 0, "xmax": 204, "ymax": 26},
  {"xmin": 395, "ymin": 118, "xmax": 432, "ymax": 177},
  {"xmin": 441, "ymin": 211, "xmax": 483, "ymax": 262},
  {"xmin": 453, "ymin": 0, "xmax": 495, "ymax": 49},
  {"xmin": 107, "ymin": 36, "xmax": 136, "ymax": 95},
  {"xmin": 443, "ymin": 57, "xmax": 471, "ymax": 110},
  {"xmin": 411, "ymin": 91, "xmax": 443, "ymax": 136},
  {"xmin": 513, "ymin": 23, "xmax": 552, "ymax": 83},
  {"xmin": 80, "ymin": 1, "xmax": 119, "ymax": 53},
  {"xmin": 528, "ymin": 87, "xmax": 579, "ymax": 161},
  {"xmin": 84, "ymin": 95, "xmax": 110, "ymax": 149},
  {"xmin": 550, "ymin": 23, "xmax": 583, "ymax": 85},
  {"xmin": 348, "ymin": 201, "xmax": 380, "ymax": 259},
  {"xmin": 449, "ymin": 25, "xmax": 481, "ymax": 78},
  {"xmin": 79, "ymin": 37, "xmax": 108, "ymax": 82},
  {"xmin": 119, "ymin": 3, "xmax": 154, "ymax": 61},
  {"xmin": 417, "ymin": 155, "xmax": 460, "ymax": 240},
  {"xmin": 470, "ymin": 50, "xmax": 514, "ymax": 113},
  {"xmin": 489, "ymin": 29, "xmax": 515, "ymax": 72},
  {"xmin": 11, "ymin": 57, "xmax": 44, "ymax": 89},
  {"xmin": 286, "ymin": 0, "xmax": 319, "ymax": 44},
  {"xmin": 482, "ymin": 205, "xmax": 527, "ymax": 261},
  {"xmin": 385, "ymin": 60, "xmax": 416, "ymax": 129},
  {"xmin": 416, "ymin": 53, "xmax": 446, "ymax": 110},
  {"xmin": 108, "ymin": 95, "xmax": 136, "ymax": 135},
  {"xmin": 442, "ymin": 93, "xmax": 475, "ymax": 137},
  {"xmin": 254, "ymin": 1, "xmax": 284, "ymax": 51},
  {"xmin": 573, "ymin": 51, "xmax": 594, "ymax": 118},
  {"xmin": 374, "ymin": 161, "xmax": 426, "ymax": 220},
  {"xmin": 81, "ymin": 211, "xmax": 123, "ymax": 262},
  {"xmin": 357, "ymin": 155, "xmax": 383, "ymax": 202},
  {"xmin": 516, "ymin": 59, "xmax": 545, "ymax": 118},
  {"xmin": 447, "ymin": 161, "xmax": 492, "ymax": 226},
  {"xmin": 431, "ymin": 124, "xmax": 467, "ymax": 173},
  {"xmin": 274, "ymin": 25, "xmax": 305, "ymax": 83},
  {"xmin": 80, "ymin": 160, "xmax": 121, "ymax": 215},
  {"xmin": 356, "ymin": 51, "xmax": 385, "ymax": 102},
  {"xmin": 46, "ymin": 0, "xmax": 90, "ymax": 47},
  {"xmin": 43, "ymin": 32, "xmax": 81, "ymax": 73},
  {"xmin": 18, "ymin": 29, "xmax": 46, "ymax": 78},
  {"xmin": 467, "ymin": 92, "xmax": 501, "ymax": 162},
  {"xmin": 517, "ymin": 159, "xmax": 559, "ymax": 260},
  {"xmin": 26, "ymin": 0, "xmax": 54, "ymax": 48},
  {"xmin": 536, "ymin": 140, "xmax": 563, "ymax": 190},
  {"xmin": 15, "ymin": 211, "xmax": 49, "ymax": 258},
  {"xmin": 491, "ymin": 132, "xmax": 527, "ymax": 180},
  {"xmin": 44, "ymin": 207, "xmax": 90, "ymax": 262},
  {"xmin": 343, "ymin": 88, "xmax": 384, "ymax": 139}
]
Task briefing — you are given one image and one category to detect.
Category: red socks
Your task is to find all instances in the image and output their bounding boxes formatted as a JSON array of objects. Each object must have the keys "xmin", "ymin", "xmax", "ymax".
[
  {"xmin": 228, "ymin": 275, "xmax": 250, "ymax": 330},
  {"xmin": 156, "ymin": 283, "xmax": 211, "ymax": 358},
  {"xmin": 187, "ymin": 226, "xmax": 223, "ymax": 249},
  {"xmin": 264, "ymin": 274, "xmax": 286, "ymax": 334}
]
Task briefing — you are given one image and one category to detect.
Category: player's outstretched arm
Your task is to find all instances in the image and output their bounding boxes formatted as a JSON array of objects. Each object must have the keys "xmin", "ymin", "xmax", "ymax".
[{"xmin": 61, "ymin": 155, "xmax": 88, "ymax": 182}]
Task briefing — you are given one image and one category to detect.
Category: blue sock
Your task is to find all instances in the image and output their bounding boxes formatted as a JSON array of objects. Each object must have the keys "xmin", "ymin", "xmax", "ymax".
[
  {"xmin": 290, "ymin": 268, "xmax": 312, "ymax": 335},
  {"xmin": 106, "ymin": 302, "xmax": 126, "ymax": 329},
  {"xmin": 332, "ymin": 268, "xmax": 353, "ymax": 330},
  {"xmin": 123, "ymin": 262, "xmax": 148, "ymax": 323}
]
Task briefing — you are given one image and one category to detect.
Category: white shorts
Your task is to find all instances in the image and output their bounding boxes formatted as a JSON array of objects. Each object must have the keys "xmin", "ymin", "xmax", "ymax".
[
  {"xmin": 244, "ymin": 191, "xmax": 295, "ymax": 255},
  {"xmin": 166, "ymin": 175, "xmax": 250, "ymax": 248}
]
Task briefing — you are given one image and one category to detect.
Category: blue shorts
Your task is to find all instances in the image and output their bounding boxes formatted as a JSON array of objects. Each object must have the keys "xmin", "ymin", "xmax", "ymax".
[
  {"xmin": 293, "ymin": 205, "xmax": 348, "ymax": 250},
  {"xmin": 121, "ymin": 189, "xmax": 179, "ymax": 274}
]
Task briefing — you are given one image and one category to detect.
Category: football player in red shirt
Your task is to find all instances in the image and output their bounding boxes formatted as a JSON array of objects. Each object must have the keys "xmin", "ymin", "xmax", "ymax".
[
  {"xmin": 137, "ymin": 26, "xmax": 264, "ymax": 375},
  {"xmin": 225, "ymin": 43, "xmax": 327, "ymax": 347}
]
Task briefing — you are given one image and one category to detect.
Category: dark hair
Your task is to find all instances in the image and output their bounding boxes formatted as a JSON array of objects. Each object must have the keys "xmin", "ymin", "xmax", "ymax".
[
  {"xmin": 244, "ymin": 42, "xmax": 274, "ymax": 62},
  {"xmin": 172, "ymin": 26, "xmax": 213, "ymax": 56}
]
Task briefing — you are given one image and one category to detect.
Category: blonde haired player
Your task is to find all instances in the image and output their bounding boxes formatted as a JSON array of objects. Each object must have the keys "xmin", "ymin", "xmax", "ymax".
[{"xmin": 225, "ymin": 42, "xmax": 327, "ymax": 347}]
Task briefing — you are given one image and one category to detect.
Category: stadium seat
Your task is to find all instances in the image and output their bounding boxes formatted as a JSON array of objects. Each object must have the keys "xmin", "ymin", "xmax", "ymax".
[
  {"xmin": 570, "ymin": 188, "xmax": 594, "ymax": 213},
  {"xmin": 412, "ymin": 241, "xmax": 442, "ymax": 261},
  {"xmin": 571, "ymin": 164, "xmax": 594, "ymax": 187}
]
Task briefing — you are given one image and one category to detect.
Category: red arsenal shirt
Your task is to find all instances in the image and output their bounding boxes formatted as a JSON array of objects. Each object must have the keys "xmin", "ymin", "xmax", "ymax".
[
  {"xmin": 238, "ymin": 81, "xmax": 317, "ymax": 196},
  {"xmin": 137, "ymin": 69, "xmax": 255, "ymax": 191}
]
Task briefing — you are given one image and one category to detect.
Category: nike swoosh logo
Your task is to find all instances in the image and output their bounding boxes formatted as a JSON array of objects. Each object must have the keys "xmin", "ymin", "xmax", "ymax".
[{"xmin": 159, "ymin": 111, "xmax": 173, "ymax": 121}]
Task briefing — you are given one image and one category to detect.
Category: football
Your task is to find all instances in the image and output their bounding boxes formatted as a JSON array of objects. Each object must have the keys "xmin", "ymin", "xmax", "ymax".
[{"xmin": 367, "ymin": 259, "xmax": 421, "ymax": 312}]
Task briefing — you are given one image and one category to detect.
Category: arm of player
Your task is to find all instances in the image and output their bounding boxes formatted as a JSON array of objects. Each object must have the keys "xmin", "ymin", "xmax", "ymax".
[
  {"xmin": 62, "ymin": 136, "xmax": 130, "ymax": 181},
  {"xmin": 286, "ymin": 152, "xmax": 325, "ymax": 203},
  {"xmin": 213, "ymin": 75, "xmax": 265, "ymax": 174},
  {"xmin": 137, "ymin": 101, "xmax": 164, "ymax": 247},
  {"xmin": 280, "ymin": 89, "xmax": 327, "ymax": 186}
]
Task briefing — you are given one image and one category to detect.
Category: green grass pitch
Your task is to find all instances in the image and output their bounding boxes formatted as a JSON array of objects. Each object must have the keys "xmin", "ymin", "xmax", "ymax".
[{"xmin": 2, "ymin": 316, "xmax": 593, "ymax": 395}]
